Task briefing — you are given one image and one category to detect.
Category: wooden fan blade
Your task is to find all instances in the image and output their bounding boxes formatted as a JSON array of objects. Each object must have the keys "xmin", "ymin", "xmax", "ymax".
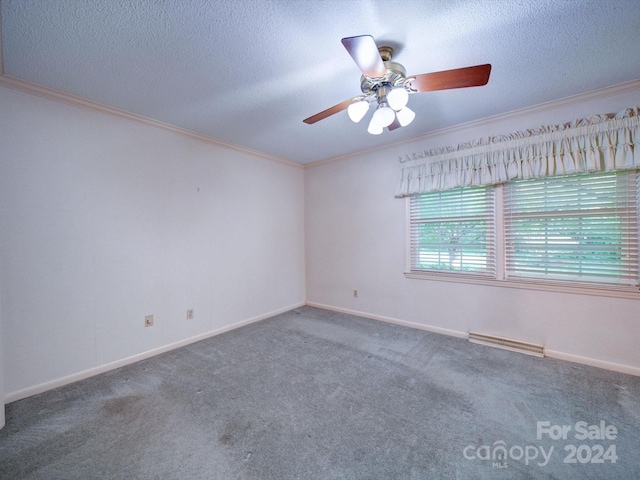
[
  {"xmin": 303, "ymin": 98, "xmax": 354, "ymax": 124},
  {"xmin": 341, "ymin": 35, "xmax": 387, "ymax": 78},
  {"xmin": 410, "ymin": 64, "xmax": 491, "ymax": 92}
]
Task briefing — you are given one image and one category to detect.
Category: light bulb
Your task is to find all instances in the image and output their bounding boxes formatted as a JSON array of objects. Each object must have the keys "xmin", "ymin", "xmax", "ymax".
[
  {"xmin": 396, "ymin": 107, "xmax": 416, "ymax": 127},
  {"xmin": 347, "ymin": 100, "xmax": 369, "ymax": 123},
  {"xmin": 367, "ymin": 117, "xmax": 384, "ymax": 135},
  {"xmin": 387, "ymin": 87, "xmax": 409, "ymax": 111},
  {"xmin": 371, "ymin": 104, "xmax": 395, "ymax": 128}
]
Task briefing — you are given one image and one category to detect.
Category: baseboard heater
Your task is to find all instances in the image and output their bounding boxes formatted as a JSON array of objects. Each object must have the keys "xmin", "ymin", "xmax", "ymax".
[{"xmin": 468, "ymin": 332, "xmax": 545, "ymax": 357}]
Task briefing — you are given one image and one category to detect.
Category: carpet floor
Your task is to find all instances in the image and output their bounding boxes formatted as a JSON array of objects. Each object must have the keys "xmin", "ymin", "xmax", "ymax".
[{"xmin": 1, "ymin": 306, "xmax": 639, "ymax": 479}]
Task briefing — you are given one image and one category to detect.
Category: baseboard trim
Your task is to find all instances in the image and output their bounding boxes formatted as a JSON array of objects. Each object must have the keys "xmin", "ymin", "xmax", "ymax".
[
  {"xmin": 9, "ymin": 301, "xmax": 638, "ymax": 404},
  {"xmin": 545, "ymin": 349, "xmax": 640, "ymax": 377},
  {"xmin": 306, "ymin": 302, "xmax": 640, "ymax": 377},
  {"xmin": 305, "ymin": 302, "xmax": 468, "ymax": 339},
  {"xmin": 5, "ymin": 302, "xmax": 305, "ymax": 404}
]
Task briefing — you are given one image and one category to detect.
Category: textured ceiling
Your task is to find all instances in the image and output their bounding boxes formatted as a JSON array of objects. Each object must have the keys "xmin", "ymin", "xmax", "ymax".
[{"xmin": 1, "ymin": 0, "xmax": 640, "ymax": 164}]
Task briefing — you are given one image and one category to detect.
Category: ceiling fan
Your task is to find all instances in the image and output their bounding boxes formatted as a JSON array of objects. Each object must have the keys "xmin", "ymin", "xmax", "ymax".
[{"xmin": 303, "ymin": 35, "xmax": 491, "ymax": 134}]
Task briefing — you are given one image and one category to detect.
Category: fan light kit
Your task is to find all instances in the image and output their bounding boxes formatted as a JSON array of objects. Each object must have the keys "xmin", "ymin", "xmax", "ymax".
[{"xmin": 304, "ymin": 35, "xmax": 491, "ymax": 134}]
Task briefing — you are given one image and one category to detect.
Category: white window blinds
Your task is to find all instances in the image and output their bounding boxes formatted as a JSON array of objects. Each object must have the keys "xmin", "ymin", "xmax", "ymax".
[
  {"xmin": 504, "ymin": 171, "xmax": 639, "ymax": 288},
  {"xmin": 410, "ymin": 187, "xmax": 495, "ymax": 276}
]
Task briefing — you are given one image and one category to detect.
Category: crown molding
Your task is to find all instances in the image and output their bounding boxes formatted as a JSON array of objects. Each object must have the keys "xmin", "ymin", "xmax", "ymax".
[
  {"xmin": 3, "ymin": 69, "xmax": 638, "ymax": 171},
  {"xmin": 3, "ymin": 0, "xmax": 637, "ymax": 173},
  {"xmin": 303, "ymin": 141, "xmax": 400, "ymax": 169},
  {"xmin": 411, "ymin": 78, "xmax": 640, "ymax": 141},
  {"xmin": 305, "ymin": 78, "xmax": 640, "ymax": 169},
  {"xmin": 0, "ymin": 73, "xmax": 303, "ymax": 169},
  {"xmin": 0, "ymin": 1, "xmax": 297, "ymax": 169}
]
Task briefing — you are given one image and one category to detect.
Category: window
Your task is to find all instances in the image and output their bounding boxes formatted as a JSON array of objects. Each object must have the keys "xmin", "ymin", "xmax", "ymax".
[
  {"xmin": 409, "ymin": 187, "xmax": 495, "ymax": 276},
  {"xmin": 504, "ymin": 171, "xmax": 639, "ymax": 287},
  {"xmin": 409, "ymin": 171, "xmax": 640, "ymax": 291}
]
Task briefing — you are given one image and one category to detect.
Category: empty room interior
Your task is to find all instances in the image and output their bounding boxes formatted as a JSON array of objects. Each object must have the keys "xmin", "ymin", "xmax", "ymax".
[{"xmin": 1, "ymin": 1, "xmax": 640, "ymax": 478}]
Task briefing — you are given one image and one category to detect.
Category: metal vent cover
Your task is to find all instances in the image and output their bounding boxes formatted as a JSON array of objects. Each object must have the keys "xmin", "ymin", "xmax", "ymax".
[{"xmin": 469, "ymin": 332, "xmax": 545, "ymax": 357}]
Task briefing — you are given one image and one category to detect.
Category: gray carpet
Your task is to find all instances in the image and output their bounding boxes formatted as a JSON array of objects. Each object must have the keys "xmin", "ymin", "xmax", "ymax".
[{"xmin": 1, "ymin": 306, "xmax": 639, "ymax": 479}]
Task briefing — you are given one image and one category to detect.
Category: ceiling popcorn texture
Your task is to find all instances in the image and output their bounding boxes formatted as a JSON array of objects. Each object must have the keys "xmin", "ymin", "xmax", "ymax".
[{"xmin": 1, "ymin": 0, "xmax": 639, "ymax": 164}]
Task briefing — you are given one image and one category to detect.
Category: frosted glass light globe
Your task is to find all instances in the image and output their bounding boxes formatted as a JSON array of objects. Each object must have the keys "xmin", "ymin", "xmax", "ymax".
[
  {"xmin": 367, "ymin": 117, "xmax": 384, "ymax": 135},
  {"xmin": 396, "ymin": 107, "xmax": 416, "ymax": 127},
  {"xmin": 371, "ymin": 105, "xmax": 395, "ymax": 128},
  {"xmin": 347, "ymin": 100, "xmax": 369, "ymax": 123},
  {"xmin": 387, "ymin": 87, "xmax": 409, "ymax": 111}
]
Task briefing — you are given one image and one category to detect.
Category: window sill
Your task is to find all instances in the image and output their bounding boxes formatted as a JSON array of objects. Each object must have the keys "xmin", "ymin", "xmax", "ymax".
[{"xmin": 404, "ymin": 271, "xmax": 640, "ymax": 300}]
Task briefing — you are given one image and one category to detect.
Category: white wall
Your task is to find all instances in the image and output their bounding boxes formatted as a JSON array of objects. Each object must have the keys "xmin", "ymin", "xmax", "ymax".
[
  {"xmin": 0, "ymin": 85, "xmax": 306, "ymax": 401},
  {"xmin": 305, "ymin": 83, "xmax": 640, "ymax": 374},
  {"xmin": 1, "ymin": 79, "xmax": 638, "ymax": 415}
]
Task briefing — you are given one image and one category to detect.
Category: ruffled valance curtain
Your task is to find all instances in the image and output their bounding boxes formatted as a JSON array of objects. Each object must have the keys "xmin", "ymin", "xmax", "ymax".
[{"xmin": 395, "ymin": 106, "xmax": 640, "ymax": 197}]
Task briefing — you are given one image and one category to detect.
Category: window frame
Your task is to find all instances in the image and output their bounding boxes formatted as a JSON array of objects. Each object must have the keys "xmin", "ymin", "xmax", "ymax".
[
  {"xmin": 405, "ymin": 172, "xmax": 640, "ymax": 300},
  {"xmin": 503, "ymin": 171, "xmax": 639, "ymax": 287},
  {"xmin": 408, "ymin": 186, "xmax": 497, "ymax": 278}
]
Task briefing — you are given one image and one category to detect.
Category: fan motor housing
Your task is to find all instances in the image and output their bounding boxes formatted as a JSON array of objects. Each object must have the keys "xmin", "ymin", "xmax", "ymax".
[{"xmin": 360, "ymin": 60, "xmax": 407, "ymax": 95}]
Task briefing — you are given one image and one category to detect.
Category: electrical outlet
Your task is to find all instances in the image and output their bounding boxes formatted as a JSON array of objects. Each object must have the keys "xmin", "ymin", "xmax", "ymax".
[
  {"xmin": 145, "ymin": 315, "xmax": 153, "ymax": 327},
  {"xmin": 186, "ymin": 309, "xmax": 194, "ymax": 320},
  {"xmin": 353, "ymin": 290, "xmax": 358, "ymax": 298}
]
